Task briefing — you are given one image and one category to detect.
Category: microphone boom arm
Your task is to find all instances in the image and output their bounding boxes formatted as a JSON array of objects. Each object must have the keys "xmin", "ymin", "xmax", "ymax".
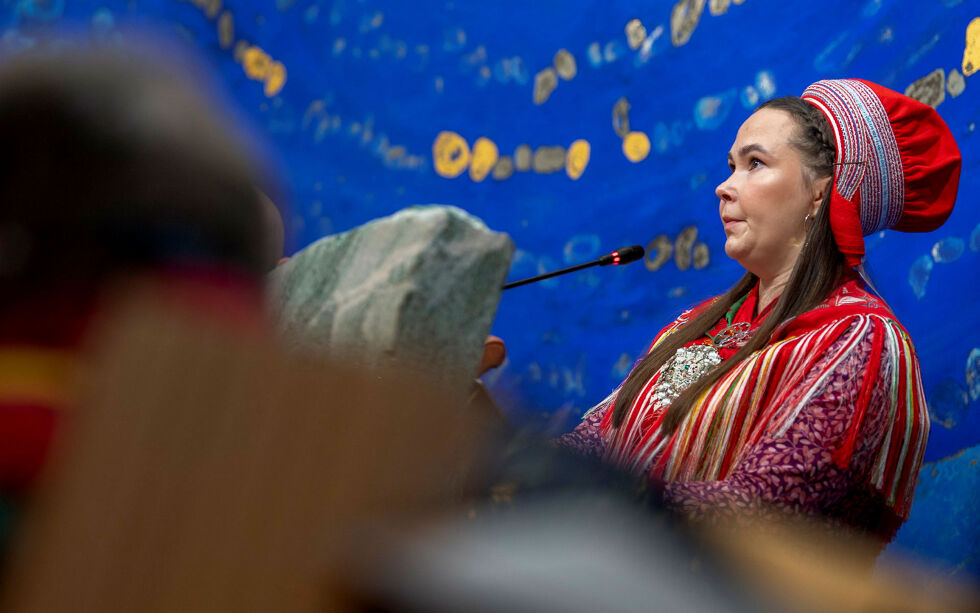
[
  {"xmin": 501, "ymin": 260, "xmax": 601, "ymax": 290},
  {"xmin": 501, "ymin": 245, "xmax": 644, "ymax": 290}
]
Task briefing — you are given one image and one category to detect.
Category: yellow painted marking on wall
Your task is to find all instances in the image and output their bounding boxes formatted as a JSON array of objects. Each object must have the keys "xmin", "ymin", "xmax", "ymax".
[
  {"xmin": 532, "ymin": 146, "xmax": 566, "ymax": 173},
  {"xmin": 233, "ymin": 40, "xmax": 248, "ymax": 62},
  {"xmin": 672, "ymin": 0, "xmax": 743, "ymax": 47},
  {"xmin": 218, "ymin": 11, "xmax": 234, "ymax": 49},
  {"xmin": 947, "ymin": 69, "xmax": 966, "ymax": 97},
  {"xmin": 964, "ymin": 17, "xmax": 980, "ymax": 77},
  {"xmin": 566, "ymin": 139, "xmax": 591, "ymax": 180},
  {"xmin": 514, "ymin": 144, "xmax": 532, "ymax": 171},
  {"xmin": 492, "ymin": 156, "xmax": 514, "ymax": 180},
  {"xmin": 623, "ymin": 131, "xmax": 651, "ymax": 162},
  {"xmin": 671, "ymin": 0, "xmax": 706, "ymax": 47},
  {"xmin": 239, "ymin": 45, "xmax": 288, "ymax": 97},
  {"xmin": 708, "ymin": 0, "xmax": 730, "ymax": 16},
  {"xmin": 264, "ymin": 61, "xmax": 287, "ymax": 97},
  {"xmin": 178, "ymin": 1, "xmax": 287, "ymax": 97},
  {"xmin": 205, "ymin": 0, "xmax": 222, "ymax": 19},
  {"xmin": 533, "ymin": 68, "xmax": 558, "ymax": 105},
  {"xmin": 625, "ymin": 19, "xmax": 646, "ymax": 50},
  {"xmin": 243, "ymin": 46, "xmax": 271, "ymax": 80},
  {"xmin": 469, "ymin": 137, "xmax": 499, "ymax": 182},
  {"xmin": 553, "ymin": 49, "xmax": 577, "ymax": 80},
  {"xmin": 429, "ymin": 135, "xmax": 592, "ymax": 181},
  {"xmin": 612, "ymin": 97, "xmax": 631, "ymax": 138},
  {"xmin": 433, "ymin": 131, "xmax": 471, "ymax": 178},
  {"xmin": 905, "ymin": 68, "xmax": 945, "ymax": 108},
  {"xmin": 303, "ymin": 100, "xmax": 325, "ymax": 128}
]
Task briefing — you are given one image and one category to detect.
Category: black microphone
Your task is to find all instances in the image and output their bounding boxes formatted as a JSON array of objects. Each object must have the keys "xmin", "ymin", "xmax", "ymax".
[{"xmin": 502, "ymin": 245, "xmax": 645, "ymax": 290}]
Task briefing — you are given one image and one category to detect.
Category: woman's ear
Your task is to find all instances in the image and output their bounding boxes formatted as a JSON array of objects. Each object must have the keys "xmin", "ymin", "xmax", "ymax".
[{"xmin": 811, "ymin": 176, "xmax": 832, "ymax": 215}]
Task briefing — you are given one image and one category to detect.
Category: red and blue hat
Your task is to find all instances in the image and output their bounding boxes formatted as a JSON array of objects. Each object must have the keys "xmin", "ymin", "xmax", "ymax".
[{"xmin": 801, "ymin": 79, "xmax": 961, "ymax": 267}]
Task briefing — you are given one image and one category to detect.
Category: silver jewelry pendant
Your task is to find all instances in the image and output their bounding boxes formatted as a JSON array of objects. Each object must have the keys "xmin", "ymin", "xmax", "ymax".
[
  {"xmin": 651, "ymin": 344, "xmax": 722, "ymax": 406},
  {"xmin": 712, "ymin": 322, "xmax": 752, "ymax": 348}
]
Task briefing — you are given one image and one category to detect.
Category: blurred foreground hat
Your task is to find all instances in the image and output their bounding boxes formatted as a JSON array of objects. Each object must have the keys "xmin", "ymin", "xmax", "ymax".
[{"xmin": 801, "ymin": 79, "xmax": 961, "ymax": 267}]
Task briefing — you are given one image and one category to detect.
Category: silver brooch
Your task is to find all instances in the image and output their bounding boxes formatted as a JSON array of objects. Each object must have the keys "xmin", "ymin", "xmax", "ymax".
[
  {"xmin": 711, "ymin": 322, "xmax": 752, "ymax": 348},
  {"xmin": 651, "ymin": 344, "xmax": 723, "ymax": 406}
]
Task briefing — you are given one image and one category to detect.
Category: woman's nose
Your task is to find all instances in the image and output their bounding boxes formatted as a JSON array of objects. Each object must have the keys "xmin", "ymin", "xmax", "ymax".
[{"xmin": 716, "ymin": 175, "xmax": 735, "ymax": 201}]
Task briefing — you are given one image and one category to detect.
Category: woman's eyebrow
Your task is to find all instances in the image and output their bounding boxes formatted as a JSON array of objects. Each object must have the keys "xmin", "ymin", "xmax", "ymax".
[
  {"xmin": 728, "ymin": 143, "xmax": 770, "ymax": 165},
  {"xmin": 733, "ymin": 143, "xmax": 769, "ymax": 159}
]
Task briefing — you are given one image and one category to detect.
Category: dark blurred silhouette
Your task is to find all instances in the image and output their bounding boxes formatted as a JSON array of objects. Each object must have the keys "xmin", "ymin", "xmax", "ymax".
[
  {"xmin": 0, "ymin": 45, "xmax": 276, "ymax": 329},
  {"xmin": 0, "ymin": 42, "xmax": 280, "ymax": 559}
]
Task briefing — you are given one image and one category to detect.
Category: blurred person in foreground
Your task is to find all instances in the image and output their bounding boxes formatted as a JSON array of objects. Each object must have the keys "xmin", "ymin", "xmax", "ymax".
[
  {"xmin": 0, "ymin": 44, "xmax": 281, "ymax": 554},
  {"xmin": 557, "ymin": 80, "xmax": 960, "ymax": 549}
]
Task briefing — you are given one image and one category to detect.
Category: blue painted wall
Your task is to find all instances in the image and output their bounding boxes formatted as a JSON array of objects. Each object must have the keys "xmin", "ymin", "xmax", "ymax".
[{"xmin": 4, "ymin": 0, "xmax": 977, "ymax": 581}]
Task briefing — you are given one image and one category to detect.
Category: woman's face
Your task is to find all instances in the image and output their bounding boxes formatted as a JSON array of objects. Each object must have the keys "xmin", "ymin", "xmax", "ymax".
[{"xmin": 715, "ymin": 108, "xmax": 824, "ymax": 280}]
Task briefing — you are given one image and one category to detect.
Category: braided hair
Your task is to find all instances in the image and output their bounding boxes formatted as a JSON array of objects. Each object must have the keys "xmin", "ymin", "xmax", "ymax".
[
  {"xmin": 612, "ymin": 96, "xmax": 846, "ymax": 431},
  {"xmin": 765, "ymin": 97, "xmax": 837, "ymax": 189}
]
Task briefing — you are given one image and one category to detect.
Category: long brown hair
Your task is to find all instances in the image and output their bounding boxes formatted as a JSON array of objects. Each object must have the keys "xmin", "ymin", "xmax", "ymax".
[{"xmin": 611, "ymin": 96, "xmax": 847, "ymax": 431}]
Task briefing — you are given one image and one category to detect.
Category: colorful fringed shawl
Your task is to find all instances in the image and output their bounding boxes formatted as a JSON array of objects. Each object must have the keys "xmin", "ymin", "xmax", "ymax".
[{"xmin": 599, "ymin": 279, "xmax": 928, "ymax": 519}]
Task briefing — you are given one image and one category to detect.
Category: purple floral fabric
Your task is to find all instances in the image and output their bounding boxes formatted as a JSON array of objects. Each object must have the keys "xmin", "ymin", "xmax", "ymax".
[{"xmin": 557, "ymin": 322, "xmax": 904, "ymax": 541}]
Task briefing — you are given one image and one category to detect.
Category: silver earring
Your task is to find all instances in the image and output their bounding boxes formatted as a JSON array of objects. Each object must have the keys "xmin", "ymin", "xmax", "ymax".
[{"xmin": 802, "ymin": 214, "xmax": 813, "ymax": 246}]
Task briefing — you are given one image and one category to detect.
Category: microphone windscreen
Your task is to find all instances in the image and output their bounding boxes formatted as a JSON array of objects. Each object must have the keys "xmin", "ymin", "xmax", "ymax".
[{"xmin": 611, "ymin": 245, "xmax": 644, "ymax": 265}]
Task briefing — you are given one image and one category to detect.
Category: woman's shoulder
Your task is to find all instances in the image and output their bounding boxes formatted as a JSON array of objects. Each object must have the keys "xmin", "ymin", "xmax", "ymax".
[
  {"xmin": 781, "ymin": 278, "xmax": 913, "ymax": 346},
  {"xmin": 812, "ymin": 278, "xmax": 898, "ymax": 319},
  {"xmin": 827, "ymin": 280, "xmax": 890, "ymax": 310}
]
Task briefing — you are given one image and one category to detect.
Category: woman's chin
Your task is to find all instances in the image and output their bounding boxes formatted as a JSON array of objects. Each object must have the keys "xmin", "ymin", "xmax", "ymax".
[
  {"xmin": 724, "ymin": 242, "xmax": 759, "ymax": 274},
  {"xmin": 723, "ymin": 240, "xmax": 747, "ymax": 262}
]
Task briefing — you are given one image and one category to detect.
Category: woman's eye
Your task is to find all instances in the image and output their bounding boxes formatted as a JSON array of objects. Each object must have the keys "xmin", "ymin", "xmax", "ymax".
[{"xmin": 749, "ymin": 157, "xmax": 763, "ymax": 169}]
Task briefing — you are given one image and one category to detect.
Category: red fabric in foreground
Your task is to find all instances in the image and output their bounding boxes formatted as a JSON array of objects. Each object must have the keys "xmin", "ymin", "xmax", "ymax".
[
  {"xmin": 0, "ymin": 269, "xmax": 267, "ymax": 498},
  {"xmin": 0, "ymin": 403, "xmax": 57, "ymax": 494}
]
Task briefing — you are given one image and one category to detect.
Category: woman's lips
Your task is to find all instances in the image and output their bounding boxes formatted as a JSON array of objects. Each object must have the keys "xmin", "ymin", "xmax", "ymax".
[{"xmin": 722, "ymin": 217, "xmax": 744, "ymax": 230}]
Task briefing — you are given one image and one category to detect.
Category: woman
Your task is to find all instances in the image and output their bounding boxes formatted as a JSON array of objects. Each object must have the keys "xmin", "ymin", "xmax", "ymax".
[{"xmin": 559, "ymin": 79, "xmax": 961, "ymax": 543}]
